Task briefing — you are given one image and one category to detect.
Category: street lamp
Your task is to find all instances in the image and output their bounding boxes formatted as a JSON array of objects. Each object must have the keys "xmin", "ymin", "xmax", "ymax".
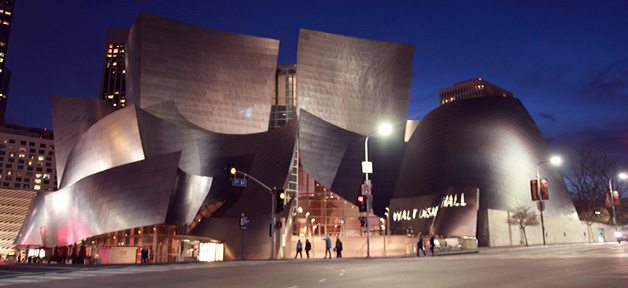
[
  {"xmin": 608, "ymin": 172, "xmax": 627, "ymax": 230},
  {"xmin": 361, "ymin": 122, "xmax": 393, "ymax": 258},
  {"xmin": 536, "ymin": 155, "xmax": 562, "ymax": 246}
]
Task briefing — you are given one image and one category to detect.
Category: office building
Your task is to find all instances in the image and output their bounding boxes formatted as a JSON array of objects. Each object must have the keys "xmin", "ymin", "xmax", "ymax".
[
  {"xmin": 0, "ymin": 0, "xmax": 14, "ymax": 121},
  {"xmin": 0, "ymin": 125, "xmax": 56, "ymax": 191},
  {"xmin": 100, "ymin": 29, "xmax": 129, "ymax": 108},
  {"xmin": 439, "ymin": 78, "xmax": 513, "ymax": 105}
]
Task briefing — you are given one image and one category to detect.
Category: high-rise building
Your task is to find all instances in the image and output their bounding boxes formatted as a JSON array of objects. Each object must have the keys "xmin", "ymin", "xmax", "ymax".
[
  {"xmin": 100, "ymin": 29, "xmax": 128, "ymax": 108},
  {"xmin": 0, "ymin": 188, "xmax": 36, "ymax": 257},
  {"xmin": 269, "ymin": 64, "xmax": 297, "ymax": 129},
  {"xmin": 0, "ymin": 125, "xmax": 56, "ymax": 192},
  {"xmin": 439, "ymin": 78, "xmax": 513, "ymax": 105},
  {"xmin": 0, "ymin": 0, "xmax": 15, "ymax": 121}
]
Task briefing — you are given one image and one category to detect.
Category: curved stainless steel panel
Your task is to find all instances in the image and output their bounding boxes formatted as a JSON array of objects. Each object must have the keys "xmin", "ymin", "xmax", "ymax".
[
  {"xmin": 126, "ymin": 13, "xmax": 279, "ymax": 134},
  {"xmin": 296, "ymin": 29, "xmax": 414, "ymax": 139},
  {"xmin": 166, "ymin": 170, "xmax": 212, "ymax": 227},
  {"xmin": 51, "ymin": 96, "xmax": 115, "ymax": 187},
  {"xmin": 136, "ymin": 107, "xmax": 298, "ymax": 218},
  {"xmin": 16, "ymin": 152, "xmax": 181, "ymax": 247},
  {"xmin": 60, "ymin": 106, "xmax": 145, "ymax": 188},
  {"xmin": 394, "ymin": 97, "xmax": 578, "ymax": 218},
  {"xmin": 299, "ymin": 109, "xmax": 405, "ymax": 215}
]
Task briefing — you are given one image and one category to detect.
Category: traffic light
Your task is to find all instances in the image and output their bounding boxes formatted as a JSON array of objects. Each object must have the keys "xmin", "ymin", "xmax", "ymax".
[
  {"xmin": 357, "ymin": 194, "xmax": 367, "ymax": 212},
  {"xmin": 275, "ymin": 189, "xmax": 285, "ymax": 213},
  {"xmin": 226, "ymin": 162, "xmax": 237, "ymax": 181}
]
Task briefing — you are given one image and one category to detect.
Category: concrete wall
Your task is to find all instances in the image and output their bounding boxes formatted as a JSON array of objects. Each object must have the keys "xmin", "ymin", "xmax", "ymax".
[
  {"xmin": 286, "ymin": 235, "xmax": 423, "ymax": 258},
  {"xmin": 485, "ymin": 209, "xmax": 617, "ymax": 247}
]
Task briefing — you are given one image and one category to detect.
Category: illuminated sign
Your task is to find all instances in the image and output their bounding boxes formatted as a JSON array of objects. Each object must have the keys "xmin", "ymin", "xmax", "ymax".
[
  {"xmin": 391, "ymin": 192, "xmax": 467, "ymax": 222},
  {"xmin": 388, "ymin": 187, "xmax": 480, "ymax": 237}
]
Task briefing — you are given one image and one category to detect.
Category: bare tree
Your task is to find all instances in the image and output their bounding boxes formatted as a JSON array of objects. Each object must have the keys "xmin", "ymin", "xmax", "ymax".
[
  {"xmin": 509, "ymin": 205, "xmax": 539, "ymax": 246},
  {"xmin": 565, "ymin": 147, "xmax": 624, "ymax": 226}
]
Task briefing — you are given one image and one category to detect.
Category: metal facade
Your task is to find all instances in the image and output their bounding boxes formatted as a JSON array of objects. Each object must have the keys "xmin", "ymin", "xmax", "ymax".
[
  {"xmin": 296, "ymin": 29, "xmax": 414, "ymax": 138},
  {"xmin": 393, "ymin": 96, "xmax": 578, "ymax": 219},
  {"xmin": 126, "ymin": 13, "xmax": 279, "ymax": 134},
  {"xmin": 51, "ymin": 96, "xmax": 115, "ymax": 187}
]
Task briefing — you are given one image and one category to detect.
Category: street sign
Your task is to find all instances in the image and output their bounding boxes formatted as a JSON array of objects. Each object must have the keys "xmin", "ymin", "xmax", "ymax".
[
  {"xmin": 240, "ymin": 215, "xmax": 250, "ymax": 230},
  {"xmin": 232, "ymin": 178, "xmax": 247, "ymax": 187},
  {"xmin": 361, "ymin": 180, "xmax": 372, "ymax": 195}
]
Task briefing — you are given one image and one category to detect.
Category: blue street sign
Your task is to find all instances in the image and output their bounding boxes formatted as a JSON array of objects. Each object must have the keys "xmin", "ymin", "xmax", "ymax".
[
  {"xmin": 240, "ymin": 216, "xmax": 250, "ymax": 230},
  {"xmin": 232, "ymin": 178, "xmax": 247, "ymax": 187}
]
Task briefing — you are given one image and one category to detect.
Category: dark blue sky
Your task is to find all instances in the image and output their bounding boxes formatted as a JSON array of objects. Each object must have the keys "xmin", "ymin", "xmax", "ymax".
[{"xmin": 5, "ymin": 0, "xmax": 628, "ymax": 161}]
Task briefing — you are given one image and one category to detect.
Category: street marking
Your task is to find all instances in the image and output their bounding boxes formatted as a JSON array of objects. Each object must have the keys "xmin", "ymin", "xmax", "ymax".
[
  {"xmin": 339, "ymin": 272, "xmax": 344, "ymax": 276},
  {"xmin": 319, "ymin": 278, "xmax": 327, "ymax": 283},
  {"xmin": 287, "ymin": 286, "xmax": 299, "ymax": 288}
]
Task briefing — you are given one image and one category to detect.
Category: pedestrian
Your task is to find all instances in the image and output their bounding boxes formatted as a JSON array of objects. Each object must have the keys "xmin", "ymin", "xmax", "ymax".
[
  {"xmin": 429, "ymin": 234, "xmax": 435, "ymax": 256},
  {"xmin": 335, "ymin": 237, "xmax": 343, "ymax": 258},
  {"xmin": 324, "ymin": 234, "xmax": 332, "ymax": 259},
  {"xmin": 141, "ymin": 248, "xmax": 147, "ymax": 263},
  {"xmin": 305, "ymin": 239, "xmax": 312, "ymax": 258},
  {"xmin": 149, "ymin": 248, "xmax": 154, "ymax": 263},
  {"xmin": 295, "ymin": 240, "xmax": 303, "ymax": 258},
  {"xmin": 417, "ymin": 233, "xmax": 426, "ymax": 257}
]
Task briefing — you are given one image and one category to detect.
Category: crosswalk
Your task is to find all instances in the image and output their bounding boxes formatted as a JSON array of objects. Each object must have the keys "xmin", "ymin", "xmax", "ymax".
[{"xmin": 0, "ymin": 264, "xmax": 203, "ymax": 286}]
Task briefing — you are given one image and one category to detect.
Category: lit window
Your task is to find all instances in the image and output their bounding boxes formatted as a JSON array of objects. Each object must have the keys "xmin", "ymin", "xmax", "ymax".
[
  {"xmin": 113, "ymin": 49, "xmax": 118, "ymax": 53},
  {"xmin": 2, "ymin": 21, "xmax": 9, "ymax": 26},
  {"xmin": 107, "ymin": 94, "xmax": 114, "ymax": 99},
  {"xmin": 34, "ymin": 184, "xmax": 41, "ymax": 190},
  {"xmin": 34, "ymin": 179, "xmax": 41, "ymax": 184},
  {"xmin": 43, "ymin": 174, "xmax": 50, "ymax": 179},
  {"xmin": 37, "ymin": 155, "xmax": 44, "ymax": 161},
  {"xmin": 7, "ymin": 171, "xmax": 11, "ymax": 175},
  {"xmin": 35, "ymin": 173, "xmax": 42, "ymax": 178},
  {"xmin": 4, "ymin": 11, "xmax": 11, "ymax": 15},
  {"xmin": 18, "ymin": 153, "xmax": 26, "ymax": 158}
]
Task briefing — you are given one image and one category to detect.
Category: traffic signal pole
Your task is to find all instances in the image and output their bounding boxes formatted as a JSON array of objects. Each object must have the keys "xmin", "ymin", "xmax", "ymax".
[{"xmin": 233, "ymin": 170, "xmax": 277, "ymax": 260}]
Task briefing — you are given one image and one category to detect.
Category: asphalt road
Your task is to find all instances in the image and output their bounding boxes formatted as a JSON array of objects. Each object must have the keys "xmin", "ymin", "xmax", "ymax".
[{"xmin": 1, "ymin": 243, "xmax": 626, "ymax": 288}]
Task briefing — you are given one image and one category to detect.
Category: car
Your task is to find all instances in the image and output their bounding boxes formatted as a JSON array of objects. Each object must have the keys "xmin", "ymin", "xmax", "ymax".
[{"xmin": 615, "ymin": 226, "xmax": 628, "ymax": 243}]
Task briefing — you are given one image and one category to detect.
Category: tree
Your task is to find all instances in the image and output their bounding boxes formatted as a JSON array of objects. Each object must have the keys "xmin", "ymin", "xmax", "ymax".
[
  {"xmin": 565, "ymin": 147, "xmax": 624, "ymax": 225},
  {"xmin": 509, "ymin": 205, "xmax": 539, "ymax": 246}
]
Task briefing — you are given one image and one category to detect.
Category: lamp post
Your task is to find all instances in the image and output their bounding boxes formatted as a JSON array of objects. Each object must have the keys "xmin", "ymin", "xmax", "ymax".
[
  {"xmin": 361, "ymin": 123, "xmax": 393, "ymax": 258},
  {"xmin": 608, "ymin": 172, "xmax": 628, "ymax": 230},
  {"xmin": 536, "ymin": 155, "xmax": 562, "ymax": 246}
]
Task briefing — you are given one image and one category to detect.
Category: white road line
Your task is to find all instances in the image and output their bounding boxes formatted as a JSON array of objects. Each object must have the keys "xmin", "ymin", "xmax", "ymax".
[
  {"xmin": 339, "ymin": 272, "xmax": 344, "ymax": 276},
  {"xmin": 319, "ymin": 278, "xmax": 326, "ymax": 283}
]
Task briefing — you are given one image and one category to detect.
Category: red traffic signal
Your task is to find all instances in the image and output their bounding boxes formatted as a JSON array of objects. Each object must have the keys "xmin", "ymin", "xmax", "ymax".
[{"xmin": 357, "ymin": 195, "xmax": 367, "ymax": 212}]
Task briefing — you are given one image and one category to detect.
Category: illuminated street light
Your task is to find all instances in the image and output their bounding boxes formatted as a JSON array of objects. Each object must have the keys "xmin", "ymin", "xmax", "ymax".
[
  {"xmin": 362, "ymin": 122, "xmax": 393, "ymax": 258},
  {"xmin": 536, "ymin": 154, "xmax": 563, "ymax": 245}
]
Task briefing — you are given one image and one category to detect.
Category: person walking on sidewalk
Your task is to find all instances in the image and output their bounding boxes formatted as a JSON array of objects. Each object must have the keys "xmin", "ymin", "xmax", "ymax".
[
  {"xmin": 295, "ymin": 240, "xmax": 303, "ymax": 258},
  {"xmin": 324, "ymin": 234, "xmax": 332, "ymax": 259},
  {"xmin": 335, "ymin": 237, "xmax": 343, "ymax": 258},
  {"xmin": 417, "ymin": 233, "xmax": 427, "ymax": 257},
  {"xmin": 305, "ymin": 239, "xmax": 312, "ymax": 258},
  {"xmin": 429, "ymin": 234, "xmax": 436, "ymax": 256}
]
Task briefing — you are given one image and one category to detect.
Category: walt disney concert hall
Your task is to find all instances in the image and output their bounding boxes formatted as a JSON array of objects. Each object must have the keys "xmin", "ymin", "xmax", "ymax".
[{"xmin": 16, "ymin": 13, "xmax": 586, "ymax": 262}]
